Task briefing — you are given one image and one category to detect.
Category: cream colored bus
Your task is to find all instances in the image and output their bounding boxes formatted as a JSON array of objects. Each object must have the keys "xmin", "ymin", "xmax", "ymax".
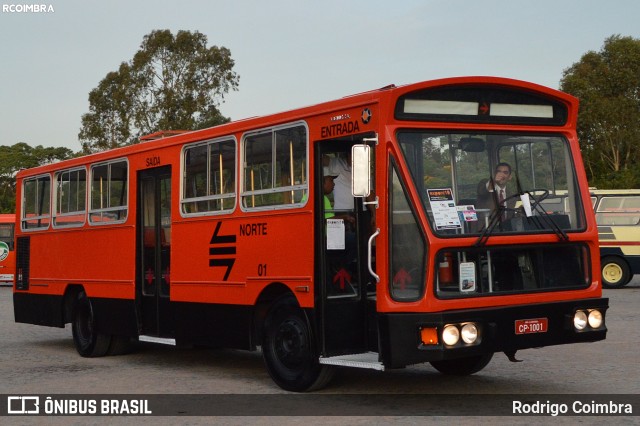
[{"xmin": 591, "ymin": 189, "xmax": 640, "ymax": 288}]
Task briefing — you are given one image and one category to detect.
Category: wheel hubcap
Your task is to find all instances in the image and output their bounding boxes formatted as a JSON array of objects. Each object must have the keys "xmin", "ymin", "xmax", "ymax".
[
  {"xmin": 603, "ymin": 264, "xmax": 622, "ymax": 283},
  {"xmin": 275, "ymin": 319, "xmax": 307, "ymax": 369}
]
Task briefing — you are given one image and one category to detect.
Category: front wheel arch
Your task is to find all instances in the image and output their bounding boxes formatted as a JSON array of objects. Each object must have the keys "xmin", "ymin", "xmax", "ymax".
[{"xmin": 253, "ymin": 282, "xmax": 293, "ymax": 346}]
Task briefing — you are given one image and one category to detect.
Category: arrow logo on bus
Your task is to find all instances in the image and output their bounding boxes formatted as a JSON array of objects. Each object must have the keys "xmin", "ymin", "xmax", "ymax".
[
  {"xmin": 333, "ymin": 268, "xmax": 351, "ymax": 290},
  {"xmin": 209, "ymin": 221, "xmax": 236, "ymax": 281},
  {"xmin": 393, "ymin": 268, "xmax": 412, "ymax": 290}
]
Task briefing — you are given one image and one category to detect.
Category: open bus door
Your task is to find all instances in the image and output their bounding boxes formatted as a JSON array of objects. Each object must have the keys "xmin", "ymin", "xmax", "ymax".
[
  {"xmin": 317, "ymin": 139, "xmax": 377, "ymax": 358},
  {"xmin": 136, "ymin": 166, "xmax": 174, "ymax": 338}
]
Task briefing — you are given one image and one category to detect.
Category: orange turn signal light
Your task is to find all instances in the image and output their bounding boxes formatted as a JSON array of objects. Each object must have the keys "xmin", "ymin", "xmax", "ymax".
[{"xmin": 420, "ymin": 327, "xmax": 439, "ymax": 345}]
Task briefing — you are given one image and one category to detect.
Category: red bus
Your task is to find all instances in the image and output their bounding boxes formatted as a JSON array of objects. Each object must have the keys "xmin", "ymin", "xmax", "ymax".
[
  {"xmin": 0, "ymin": 214, "xmax": 15, "ymax": 285},
  {"xmin": 14, "ymin": 77, "xmax": 607, "ymax": 391}
]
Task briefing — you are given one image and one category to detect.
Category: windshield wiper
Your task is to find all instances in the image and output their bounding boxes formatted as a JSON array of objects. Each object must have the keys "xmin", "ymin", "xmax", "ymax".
[
  {"xmin": 513, "ymin": 172, "xmax": 569, "ymax": 242},
  {"xmin": 526, "ymin": 192, "xmax": 569, "ymax": 242},
  {"xmin": 474, "ymin": 205, "xmax": 506, "ymax": 247},
  {"xmin": 475, "ymin": 192, "xmax": 569, "ymax": 246}
]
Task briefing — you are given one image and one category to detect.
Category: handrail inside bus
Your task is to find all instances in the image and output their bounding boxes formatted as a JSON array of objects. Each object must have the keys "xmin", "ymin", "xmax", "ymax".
[{"xmin": 368, "ymin": 228, "xmax": 380, "ymax": 283}]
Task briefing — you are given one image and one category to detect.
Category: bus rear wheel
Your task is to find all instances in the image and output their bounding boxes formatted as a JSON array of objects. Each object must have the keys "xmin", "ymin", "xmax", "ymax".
[
  {"xmin": 430, "ymin": 353, "xmax": 493, "ymax": 375},
  {"xmin": 262, "ymin": 295, "xmax": 334, "ymax": 392},
  {"xmin": 601, "ymin": 256, "xmax": 631, "ymax": 289},
  {"xmin": 71, "ymin": 292, "xmax": 111, "ymax": 357}
]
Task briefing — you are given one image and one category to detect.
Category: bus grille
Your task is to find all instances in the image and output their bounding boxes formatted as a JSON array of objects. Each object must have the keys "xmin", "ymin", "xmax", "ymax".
[{"xmin": 15, "ymin": 236, "xmax": 30, "ymax": 290}]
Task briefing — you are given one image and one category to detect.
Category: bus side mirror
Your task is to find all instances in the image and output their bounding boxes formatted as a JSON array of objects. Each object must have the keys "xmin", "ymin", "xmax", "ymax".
[{"xmin": 351, "ymin": 144, "xmax": 371, "ymax": 197}]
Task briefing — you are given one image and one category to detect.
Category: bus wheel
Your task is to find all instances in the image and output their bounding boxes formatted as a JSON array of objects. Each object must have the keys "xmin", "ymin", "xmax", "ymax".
[
  {"xmin": 430, "ymin": 353, "xmax": 493, "ymax": 375},
  {"xmin": 71, "ymin": 292, "xmax": 111, "ymax": 357},
  {"xmin": 262, "ymin": 295, "xmax": 334, "ymax": 392},
  {"xmin": 601, "ymin": 256, "xmax": 631, "ymax": 289}
]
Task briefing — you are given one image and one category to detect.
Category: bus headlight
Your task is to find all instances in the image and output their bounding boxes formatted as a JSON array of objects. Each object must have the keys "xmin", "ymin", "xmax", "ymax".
[
  {"xmin": 461, "ymin": 323, "xmax": 478, "ymax": 344},
  {"xmin": 573, "ymin": 310, "xmax": 588, "ymax": 330},
  {"xmin": 442, "ymin": 325, "xmax": 460, "ymax": 346},
  {"xmin": 588, "ymin": 310, "xmax": 603, "ymax": 329}
]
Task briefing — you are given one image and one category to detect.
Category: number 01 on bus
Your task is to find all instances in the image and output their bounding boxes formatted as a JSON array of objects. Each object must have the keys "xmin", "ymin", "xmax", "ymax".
[{"xmin": 13, "ymin": 77, "xmax": 607, "ymax": 391}]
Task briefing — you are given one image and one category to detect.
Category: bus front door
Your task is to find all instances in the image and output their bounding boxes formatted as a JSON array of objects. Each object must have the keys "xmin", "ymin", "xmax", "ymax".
[
  {"xmin": 318, "ymin": 143, "xmax": 373, "ymax": 357},
  {"xmin": 136, "ymin": 166, "xmax": 173, "ymax": 338}
]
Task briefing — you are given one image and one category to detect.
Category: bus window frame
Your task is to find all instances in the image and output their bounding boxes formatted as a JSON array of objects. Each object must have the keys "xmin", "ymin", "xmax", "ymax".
[
  {"xmin": 594, "ymin": 194, "xmax": 640, "ymax": 226},
  {"xmin": 240, "ymin": 121, "xmax": 309, "ymax": 213},
  {"xmin": 180, "ymin": 136, "xmax": 238, "ymax": 218},
  {"xmin": 53, "ymin": 166, "xmax": 88, "ymax": 229},
  {"xmin": 0, "ymin": 221, "xmax": 15, "ymax": 251},
  {"xmin": 88, "ymin": 158, "xmax": 129, "ymax": 226},
  {"xmin": 397, "ymin": 130, "xmax": 586, "ymax": 237},
  {"xmin": 20, "ymin": 173, "xmax": 52, "ymax": 232}
]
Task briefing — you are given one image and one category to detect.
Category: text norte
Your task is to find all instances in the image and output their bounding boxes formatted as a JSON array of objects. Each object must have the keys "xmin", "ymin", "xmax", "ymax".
[{"xmin": 321, "ymin": 120, "xmax": 360, "ymax": 138}]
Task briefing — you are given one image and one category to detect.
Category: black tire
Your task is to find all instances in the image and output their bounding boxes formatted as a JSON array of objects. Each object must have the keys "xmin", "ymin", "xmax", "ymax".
[
  {"xmin": 262, "ymin": 295, "xmax": 334, "ymax": 392},
  {"xmin": 71, "ymin": 292, "xmax": 111, "ymax": 357},
  {"xmin": 430, "ymin": 353, "xmax": 493, "ymax": 375},
  {"xmin": 601, "ymin": 256, "xmax": 631, "ymax": 289}
]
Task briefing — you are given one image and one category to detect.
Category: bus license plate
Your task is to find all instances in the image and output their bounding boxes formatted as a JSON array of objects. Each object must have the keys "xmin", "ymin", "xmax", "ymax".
[{"xmin": 515, "ymin": 318, "xmax": 548, "ymax": 335}]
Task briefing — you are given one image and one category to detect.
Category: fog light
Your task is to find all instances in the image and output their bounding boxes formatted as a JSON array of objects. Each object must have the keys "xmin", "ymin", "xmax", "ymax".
[
  {"xmin": 588, "ymin": 310, "xmax": 603, "ymax": 329},
  {"xmin": 574, "ymin": 310, "xmax": 588, "ymax": 330},
  {"xmin": 461, "ymin": 323, "xmax": 478, "ymax": 344},
  {"xmin": 442, "ymin": 325, "xmax": 460, "ymax": 346}
]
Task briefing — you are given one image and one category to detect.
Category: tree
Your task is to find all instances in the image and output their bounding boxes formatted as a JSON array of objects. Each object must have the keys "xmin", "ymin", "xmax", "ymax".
[
  {"xmin": 79, "ymin": 30, "xmax": 240, "ymax": 154},
  {"xmin": 560, "ymin": 35, "xmax": 640, "ymax": 188},
  {"xmin": 0, "ymin": 143, "xmax": 74, "ymax": 213}
]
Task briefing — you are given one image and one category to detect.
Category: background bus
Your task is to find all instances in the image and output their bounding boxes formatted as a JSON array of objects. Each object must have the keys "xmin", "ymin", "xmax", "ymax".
[
  {"xmin": 0, "ymin": 214, "xmax": 15, "ymax": 286},
  {"xmin": 13, "ymin": 77, "xmax": 607, "ymax": 391},
  {"xmin": 591, "ymin": 189, "xmax": 640, "ymax": 288}
]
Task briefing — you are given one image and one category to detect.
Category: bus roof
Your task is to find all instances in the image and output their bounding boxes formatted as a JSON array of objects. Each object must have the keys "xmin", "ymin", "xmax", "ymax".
[{"xmin": 16, "ymin": 76, "xmax": 578, "ymax": 179}]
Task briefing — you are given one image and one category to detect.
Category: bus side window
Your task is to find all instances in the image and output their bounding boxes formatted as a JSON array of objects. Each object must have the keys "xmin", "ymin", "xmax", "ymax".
[
  {"xmin": 242, "ymin": 124, "xmax": 308, "ymax": 209},
  {"xmin": 89, "ymin": 160, "xmax": 128, "ymax": 224},
  {"xmin": 182, "ymin": 138, "xmax": 236, "ymax": 214}
]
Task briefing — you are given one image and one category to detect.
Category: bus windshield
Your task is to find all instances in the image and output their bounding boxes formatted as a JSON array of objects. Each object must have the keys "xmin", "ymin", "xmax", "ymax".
[{"xmin": 397, "ymin": 131, "xmax": 586, "ymax": 238}]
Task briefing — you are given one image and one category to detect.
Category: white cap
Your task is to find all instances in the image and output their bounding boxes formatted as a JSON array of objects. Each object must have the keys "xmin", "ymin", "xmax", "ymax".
[{"xmin": 323, "ymin": 166, "xmax": 338, "ymax": 178}]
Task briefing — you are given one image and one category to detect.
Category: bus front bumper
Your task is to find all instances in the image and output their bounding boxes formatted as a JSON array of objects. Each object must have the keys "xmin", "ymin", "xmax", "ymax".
[{"xmin": 378, "ymin": 298, "xmax": 608, "ymax": 369}]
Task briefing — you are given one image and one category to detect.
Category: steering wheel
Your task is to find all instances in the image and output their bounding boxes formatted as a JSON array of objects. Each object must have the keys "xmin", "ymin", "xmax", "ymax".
[{"xmin": 502, "ymin": 188, "xmax": 549, "ymax": 216}]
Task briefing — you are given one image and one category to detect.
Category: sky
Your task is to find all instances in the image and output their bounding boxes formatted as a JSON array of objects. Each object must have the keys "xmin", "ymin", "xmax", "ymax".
[{"xmin": 1, "ymin": 0, "xmax": 639, "ymax": 151}]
